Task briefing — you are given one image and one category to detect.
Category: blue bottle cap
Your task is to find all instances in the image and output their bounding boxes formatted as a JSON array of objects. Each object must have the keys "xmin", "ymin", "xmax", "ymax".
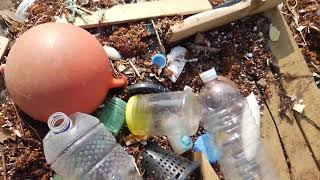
[{"xmin": 151, "ymin": 53, "xmax": 167, "ymax": 69}]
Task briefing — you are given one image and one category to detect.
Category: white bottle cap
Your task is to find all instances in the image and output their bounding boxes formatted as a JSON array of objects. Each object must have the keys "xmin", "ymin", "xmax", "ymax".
[{"xmin": 200, "ymin": 68, "xmax": 217, "ymax": 83}]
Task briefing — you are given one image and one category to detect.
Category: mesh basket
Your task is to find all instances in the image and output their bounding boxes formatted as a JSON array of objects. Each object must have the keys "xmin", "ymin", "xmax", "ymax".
[{"xmin": 141, "ymin": 144, "xmax": 200, "ymax": 180}]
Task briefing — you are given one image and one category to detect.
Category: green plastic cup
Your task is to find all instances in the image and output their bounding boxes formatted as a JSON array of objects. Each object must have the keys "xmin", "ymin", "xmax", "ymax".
[{"xmin": 96, "ymin": 97, "xmax": 127, "ymax": 136}]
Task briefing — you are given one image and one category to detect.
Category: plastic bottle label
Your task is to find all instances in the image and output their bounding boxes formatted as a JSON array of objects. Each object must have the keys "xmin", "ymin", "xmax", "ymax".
[{"xmin": 180, "ymin": 136, "xmax": 192, "ymax": 148}]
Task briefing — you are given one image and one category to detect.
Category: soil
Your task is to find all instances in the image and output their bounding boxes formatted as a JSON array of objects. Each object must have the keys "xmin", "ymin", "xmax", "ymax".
[{"xmin": 282, "ymin": 0, "xmax": 320, "ymax": 87}]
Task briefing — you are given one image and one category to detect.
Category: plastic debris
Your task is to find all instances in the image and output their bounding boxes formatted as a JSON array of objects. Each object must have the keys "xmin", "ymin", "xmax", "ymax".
[
  {"xmin": 167, "ymin": 134, "xmax": 193, "ymax": 155},
  {"xmin": 96, "ymin": 97, "xmax": 126, "ymax": 135},
  {"xmin": 126, "ymin": 90, "xmax": 201, "ymax": 136},
  {"xmin": 293, "ymin": 100, "xmax": 306, "ymax": 113},
  {"xmin": 244, "ymin": 92, "xmax": 261, "ymax": 160},
  {"xmin": 194, "ymin": 133, "xmax": 221, "ymax": 163},
  {"xmin": 15, "ymin": 0, "xmax": 36, "ymax": 22},
  {"xmin": 269, "ymin": 23, "xmax": 280, "ymax": 41},
  {"xmin": 141, "ymin": 143, "xmax": 200, "ymax": 180},
  {"xmin": 151, "ymin": 53, "xmax": 167, "ymax": 69},
  {"xmin": 103, "ymin": 45, "xmax": 122, "ymax": 60},
  {"xmin": 199, "ymin": 69, "xmax": 277, "ymax": 180},
  {"xmin": 43, "ymin": 112, "xmax": 137, "ymax": 179},
  {"xmin": 127, "ymin": 82, "xmax": 168, "ymax": 96},
  {"xmin": 166, "ymin": 46, "xmax": 188, "ymax": 83}
]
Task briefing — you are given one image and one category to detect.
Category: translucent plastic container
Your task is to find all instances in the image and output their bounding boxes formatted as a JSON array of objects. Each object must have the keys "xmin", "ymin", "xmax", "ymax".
[
  {"xmin": 43, "ymin": 112, "xmax": 139, "ymax": 180},
  {"xmin": 198, "ymin": 69, "xmax": 278, "ymax": 180},
  {"xmin": 126, "ymin": 90, "xmax": 201, "ymax": 136}
]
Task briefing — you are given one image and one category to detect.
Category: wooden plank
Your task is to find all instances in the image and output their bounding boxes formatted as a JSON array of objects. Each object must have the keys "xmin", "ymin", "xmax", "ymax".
[
  {"xmin": 0, "ymin": 36, "xmax": 9, "ymax": 61},
  {"xmin": 167, "ymin": 0, "xmax": 281, "ymax": 44},
  {"xmin": 73, "ymin": 0, "xmax": 212, "ymax": 28},
  {"xmin": 260, "ymin": 107, "xmax": 291, "ymax": 180},
  {"xmin": 265, "ymin": 9, "xmax": 320, "ymax": 168},
  {"xmin": 264, "ymin": 78, "xmax": 320, "ymax": 180},
  {"xmin": 262, "ymin": 9, "xmax": 320, "ymax": 180},
  {"xmin": 193, "ymin": 152, "xmax": 220, "ymax": 180}
]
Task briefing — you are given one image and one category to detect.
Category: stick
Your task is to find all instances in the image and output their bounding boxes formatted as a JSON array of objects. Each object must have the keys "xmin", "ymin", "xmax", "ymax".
[
  {"xmin": 151, "ymin": 19, "xmax": 166, "ymax": 54},
  {"xmin": 128, "ymin": 59, "xmax": 142, "ymax": 79}
]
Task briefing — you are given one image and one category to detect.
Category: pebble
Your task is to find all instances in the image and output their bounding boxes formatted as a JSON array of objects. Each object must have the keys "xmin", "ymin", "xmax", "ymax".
[
  {"xmin": 259, "ymin": 32, "xmax": 264, "ymax": 37},
  {"xmin": 253, "ymin": 26, "xmax": 258, "ymax": 31},
  {"xmin": 317, "ymin": 10, "xmax": 320, "ymax": 16},
  {"xmin": 257, "ymin": 78, "xmax": 267, "ymax": 87},
  {"xmin": 245, "ymin": 53, "xmax": 253, "ymax": 58},
  {"xmin": 103, "ymin": 45, "xmax": 122, "ymax": 61}
]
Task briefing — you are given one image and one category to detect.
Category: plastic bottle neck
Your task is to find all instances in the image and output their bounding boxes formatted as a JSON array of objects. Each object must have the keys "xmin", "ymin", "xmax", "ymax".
[{"xmin": 48, "ymin": 112, "xmax": 72, "ymax": 134}]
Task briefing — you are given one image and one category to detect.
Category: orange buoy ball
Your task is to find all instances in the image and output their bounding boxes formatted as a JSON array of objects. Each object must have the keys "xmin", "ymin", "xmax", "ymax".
[{"xmin": 4, "ymin": 22, "xmax": 126, "ymax": 122}]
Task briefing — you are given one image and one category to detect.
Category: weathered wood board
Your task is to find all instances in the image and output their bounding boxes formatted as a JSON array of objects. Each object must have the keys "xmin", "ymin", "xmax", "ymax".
[
  {"xmin": 263, "ymin": 8, "xmax": 320, "ymax": 180},
  {"xmin": 73, "ymin": 0, "xmax": 212, "ymax": 28},
  {"xmin": 260, "ymin": 107, "xmax": 291, "ymax": 180},
  {"xmin": 167, "ymin": 0, "xmax": 281, "ymax": 43}
]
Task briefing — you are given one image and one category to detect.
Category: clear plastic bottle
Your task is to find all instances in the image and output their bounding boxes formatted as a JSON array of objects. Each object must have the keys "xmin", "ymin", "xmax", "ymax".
[
  {"xmin": 43, "ymin": 112, "xmax": 140, "ymax": 180},
  {"xmin": 198, "ymin": 69, "xmax": 278, "ymax": 180},
  {"xmin": 125, "ymin": 90, "xmax": 201, "ymax": 136}
]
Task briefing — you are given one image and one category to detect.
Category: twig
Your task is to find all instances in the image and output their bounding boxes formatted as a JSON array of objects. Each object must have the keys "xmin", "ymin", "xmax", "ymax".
[
  {"xmin": 128, "ymin": 59, "xmax": 142, "ymax": 79},
  {"xmin": 151, "ymin": 19, "xmax": 166, "ymax": 54},
  {"xmin": 310, "ymin": 61, "xmax": 320, "ymax": 72},
  {"xmin": 132, "ymin": 156, "xmax": 142, "ymax": 176},
  {"xmin": 10, "ymin": 100, "xmax": 25, "ymax": 137}
]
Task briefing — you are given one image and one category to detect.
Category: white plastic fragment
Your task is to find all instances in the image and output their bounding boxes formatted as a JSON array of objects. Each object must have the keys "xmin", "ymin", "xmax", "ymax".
[
  {"xmin": 103, "ymin": 45, "xmax": 122, "ymax": 60},
  {"xmin": 242, "ymin": 92, "xmax": 261, "ymax": 160},
  {"xmin": 269, "ymin": 23, "xmax": 281, "ymax": 42},
  {"xmin": 183, "ymin": 85, "xmax": 193, "ymax": 91},
  {"xmin": 293, "ymin": 103, "xmax": 306, "ymax": 113},
  {"xmin": 15, "ymin": 0, "xmax": 36, "ymax": 23},
  {"xmin": 246, "ymin": 92, "xmax": 261, "ymax": 125},
  {"xmin": 166, "ymin": 46, "xmax": 187, "ymax": 83}
]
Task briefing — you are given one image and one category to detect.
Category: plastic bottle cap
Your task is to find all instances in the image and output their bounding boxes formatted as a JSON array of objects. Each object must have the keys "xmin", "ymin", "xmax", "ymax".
[
  {"xmin": 199, "ymin": 68, "xmax": 217, "ymax": 83},
  {"xmin": 126, "ymin": 96, "xmax": 149, "ymax": 136},
  {"xmin": 151, "ymin": 54, "xmax": 167, "ymax": 69}
]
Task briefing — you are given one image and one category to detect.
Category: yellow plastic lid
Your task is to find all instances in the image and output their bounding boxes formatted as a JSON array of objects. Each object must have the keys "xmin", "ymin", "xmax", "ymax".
[{"xmin": 126, "ymin": 96, "xmax": 149, "ymax": 135}]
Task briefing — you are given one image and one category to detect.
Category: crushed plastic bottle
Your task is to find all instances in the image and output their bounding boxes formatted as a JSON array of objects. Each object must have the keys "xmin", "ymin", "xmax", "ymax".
[
  {"xmin": 198, "ymin": 68, "xmax": 278, "ymax": 180},
  {"xmin": 43, "ymin": 112, "xmax": 140, "ymax": 180}
]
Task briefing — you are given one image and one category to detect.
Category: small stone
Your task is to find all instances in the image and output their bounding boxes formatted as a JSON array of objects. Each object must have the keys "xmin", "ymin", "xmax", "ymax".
[
  {"xmin": 317, "ymin": 10, "xmax": 320, "ymax": 16},
  {"xmin": 253, "ymin": 26, "xmax": 258, "ymax": 31},
  {"xmin": 257, "ymin": 78, "xmax": 267, "ymax": 87},
  {"xmin": 103, "ymin": 45, "xmax": 122, "ymax": 60},
  {"xmin": 194, "ymin": 33, "xmax": 206, "ymax": 45},
  {"xmin": 245, "ymin": 53, "xmax": 253, "ymax": 58},
  {"xmin": 259, "ymin": 32, "xmax": 264, "ymax": 37}
]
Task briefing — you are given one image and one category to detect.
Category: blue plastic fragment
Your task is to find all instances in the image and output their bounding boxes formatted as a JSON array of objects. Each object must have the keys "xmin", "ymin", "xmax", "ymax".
[
  {"xmin": 151, "ymin": 54, "xmax": 167, "ymax": 69},
  {"xmin": 193, "ymin": 133, "xmax": 222, "ymax": 163}
]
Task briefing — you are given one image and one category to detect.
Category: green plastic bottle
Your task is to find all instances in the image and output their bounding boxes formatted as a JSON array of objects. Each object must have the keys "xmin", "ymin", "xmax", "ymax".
[{"xmin": 96, "ymin": 97, "xmax": 127, "ymax": 136}]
